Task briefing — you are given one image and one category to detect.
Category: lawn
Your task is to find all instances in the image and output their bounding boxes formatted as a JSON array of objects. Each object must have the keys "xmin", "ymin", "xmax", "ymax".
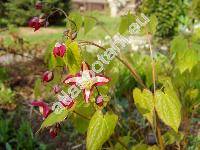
[{"xmin": 1, "ymin": 11, "xmax": 120, "ymax": 46}]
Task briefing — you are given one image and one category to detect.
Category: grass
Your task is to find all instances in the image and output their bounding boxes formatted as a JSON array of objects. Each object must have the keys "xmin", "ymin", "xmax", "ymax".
[{"xmin": 0, "ymin": 11, "xmax": 120, "ymax": 46}]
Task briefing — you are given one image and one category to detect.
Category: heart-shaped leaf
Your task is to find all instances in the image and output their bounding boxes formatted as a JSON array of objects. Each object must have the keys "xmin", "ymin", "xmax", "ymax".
[
  {"xmin": 133, "ymin": 88, "xmax": 154, "ymax": 125},
  {"xmin": 41, "ymin": 108, "xmax": 69, "ymax": 128},
  {"xmin": 155, "ymin": 80, "xmax": 181, "ymax": 132},
  {"xmin": 86, "ymin": 110, "xmax": 118, "ymax": 150}
]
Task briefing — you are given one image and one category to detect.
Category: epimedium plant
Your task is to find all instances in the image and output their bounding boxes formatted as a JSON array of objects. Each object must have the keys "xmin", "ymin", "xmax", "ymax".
[{"xmin": 29, "ymin": 2, "xmax": 200, "ymax": 150}]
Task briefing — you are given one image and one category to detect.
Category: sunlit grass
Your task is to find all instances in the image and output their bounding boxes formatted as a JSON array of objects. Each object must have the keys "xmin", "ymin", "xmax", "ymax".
[{"xmin": 0, "ymin": 11, "xmax": 120, "ymax": 46}]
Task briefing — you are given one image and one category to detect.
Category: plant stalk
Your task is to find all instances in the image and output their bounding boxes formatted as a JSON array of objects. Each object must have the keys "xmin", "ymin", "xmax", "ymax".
[
  {"xmin": 146, "ymin": 31, "xmax": 165, "ymax": 150},
  {"xmin": 78, "ymin": 41, "xmax": 146, "ymax": 88}
]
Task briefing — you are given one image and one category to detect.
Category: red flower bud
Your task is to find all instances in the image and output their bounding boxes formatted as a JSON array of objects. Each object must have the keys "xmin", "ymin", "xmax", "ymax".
[
  {"xmin": 49, "ymin": 128, "xmax": 57, "ymax": 138},
  {"xmin": 53, "ymin": 43, "xmax": 66, "ymax": 57},
  {"xmin": 53, "ymin": 85, "xmax": 61, "ymax": 94},
  {"xmin": 95, "ymin": 95, "xmax": 104, "ymax": 107},
  {"xmin": 49, "ymin": 124, "xmax": 60, "ymax": 139},
  {"xmin": 35, "ymin": 1, "xmax": 43, "ymax": 10},
  {"xmin": 42, "ymin": 71, "xmax": 54, "ymax": 82},
  {"xmin": 28, "ymin": 17, "xmax": 42, "ymax": 32}
]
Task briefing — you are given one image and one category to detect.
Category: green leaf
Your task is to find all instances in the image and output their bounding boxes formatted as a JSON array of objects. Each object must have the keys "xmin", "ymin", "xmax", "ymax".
[
  {"xmin": 155, "ymin": 79, "xmax": 181, "ymax": 132},
  {"xmin": 48, "ymin": 53, "xmax": 57, "ymax": 69},
  {"xmin": 133, "ymin": 88, "xmax": 154, "ymax": 125},
  {"xmin": 148, "ymin": 145, "xmax": 160, "ymax": 150},
  {"xmin": 170, "ymin": 36, "xmax": 188, "ymax": 53},
  {"xmin": 171, "ymin": 36, "xmax": 199, "ymax": 73},
  {"xmin": 6, "ymin": 143, "xmax": 12, "ymax": 150},
  {"xmin": 64, "ymin": 41, "xmax": 82, "ymax": 74},
  {"xmin": 72, "ymin": 103, "xmax": 94, "ymax": 133},
  {"xmin": 131, "ymin": 144, "xmax": 159, "ymax": 150},
  {"xmin": 84, "ymin": 16, "xmax": 96, "ymax": 34},
  {"xmin": 86, "ymin": 110, "xmax": 118, "ymax": 150},
  {"xmin": 162, "ymin": 130, "xmax": 184, "ymax": 145},
  {"xmin": 142, "ymin": 15, "xmax": 158, "ymax": 35},
  {"xmin": 131, "ymin": 144, "xmax": 148, "ymax": 150},
  {"xmin": 114, "ymin": 135, "xmax": 130, "ymax": 150},
  {"xmin": 119, "ymin": 12, "xmax": 135, "ymax": 34},
  {"xmin": 69, "ymin": 12, "xmax": 83, "ymax": 31},
  {"xmin": 41, "ymin": 108, "xmax": 69, "ymax": 128},
  {"xmin": 34, "ymin": 78, "xmax": 42, "ymax": 99},
  {"xmin": 147, "ymin": 15, "xmax": 158, "ymax": 35},
  {"xmin": 176, "ymin": 49, "xmax": 198, "ymax": 73}
]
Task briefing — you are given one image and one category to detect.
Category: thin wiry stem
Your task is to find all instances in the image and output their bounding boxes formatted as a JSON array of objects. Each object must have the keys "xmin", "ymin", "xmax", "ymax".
[
  {"xmin": 73, "ymin": 110, "xmax": 91, "ymax": 120},
  {"xmin": 146, "ymin": 30, "xmax": 164, "ymax": 150},
  {"xmin": 78, "ymin": 40, "xmax": 146, "ymax": 88},
  {"xmin": 83, "ymin": 15, "xmax": 113, "ymax": 37},
  {"xmin": 46, "ymin": 8, "xmax": 77, "ymax": 32}
]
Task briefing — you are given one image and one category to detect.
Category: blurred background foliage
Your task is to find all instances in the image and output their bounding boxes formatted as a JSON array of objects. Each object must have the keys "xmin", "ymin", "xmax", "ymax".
[
  {"xmin": 0, "ymin": 0, "xmax": 71, "ymax": 27},
  {"xmin": 138, "ymin": 0, "xmax": 200, "ymax": 38}
]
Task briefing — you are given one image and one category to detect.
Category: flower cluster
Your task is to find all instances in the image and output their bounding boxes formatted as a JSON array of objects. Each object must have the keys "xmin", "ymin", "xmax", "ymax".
[
  {"xmin": 31, "ymin": 99, "xmax": 74, "ymax": 138},
  {"xmin": 28, "ymin": 1, "xmax": 45, "ymax": 31},
  {"xmin": 31, "ymin": 41, "xmax": 110, "ymax": 137},
  {"xmin": 29, "ymin": 3, "xmax": 111, "ymax": 138}
]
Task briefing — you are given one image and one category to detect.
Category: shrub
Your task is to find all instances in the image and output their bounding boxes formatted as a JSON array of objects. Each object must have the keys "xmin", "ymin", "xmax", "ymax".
[
  {"xmin": 138, "ymin": 0, "xmax": 186, "ymax": 38},
  {"xmin": 0, "ymin": 83, "xmax": 15, "ymax": 105}
]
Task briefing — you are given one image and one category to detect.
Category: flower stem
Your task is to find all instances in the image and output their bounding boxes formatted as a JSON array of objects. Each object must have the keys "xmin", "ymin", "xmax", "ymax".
[
  {"xmin": 146, "ymin": 30, "xmax": 164, "ymax": 150},
  {"xmin": 46, "ymin": 8, "xmax": 77, "ymax": 32},
  {"xmin": 83, "ymin": 15, "xmax": 113, "ymax": 37},
  {"xmin": 73, "ymin": 110, "xmax": 91, "ymax": 120},
  {"xmin": 78, "ymin": 40, "xmax": 146, "ymax": 88}
]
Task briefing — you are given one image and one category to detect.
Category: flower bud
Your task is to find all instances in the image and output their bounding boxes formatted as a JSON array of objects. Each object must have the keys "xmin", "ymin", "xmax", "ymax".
[
  {"xmin": 53, "ymin": 85, "xmax": 61, "ymax": 94},
  {"xmin": 53, "ymin": 42, "xmax": 66, "ymax": 57},
  {"xmin": 35, "ymin": 1, "xmax": 43, "ymax": 10},
  {"xmin": 49, "ymin": 124, "xmax": 60, "ymax": 138},
  {"xmin": 49, "ymin": 128, "xmax": 57, "ymax": 138},
  {"xmin": 71, "ymin": 32, "xmax": 77, "ymax": 40},
  {"xmin": 42, "ymin": 71, "xmax": 54, "ymax": 82},
  {"xmin": 95, "ymin": 95, "xmax": 104, "ymax": 107},
  {"xmin": 28, "ymin": 17, "xmax": 42, "ymax": 32}
]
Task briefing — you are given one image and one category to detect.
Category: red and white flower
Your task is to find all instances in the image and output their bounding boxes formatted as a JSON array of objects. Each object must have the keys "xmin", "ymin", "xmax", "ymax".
[
  {"xmin": 31, "ymin": 101, "xmax": 61, "ymax": 138},
  {"xmin": 49, "ymin": 124, "xmax": 60, "ymax": 139},
  {"xmin": 31, "ymin": 101, "xmax": 52, "ymax": 118},
  {"xmin": 42, "ymin": 71, "xmax": 54, "ymax": 82},
  {"xmin": 53, "ymin": 42, "xmax": 66, "ymax": 57},
  {"xmin": 64, "ymin": 62, "xmax": 110, "ymax": 103},
  {"xmin": 28, "ymin": 17, "xmax": 43, "ymax": 32}
]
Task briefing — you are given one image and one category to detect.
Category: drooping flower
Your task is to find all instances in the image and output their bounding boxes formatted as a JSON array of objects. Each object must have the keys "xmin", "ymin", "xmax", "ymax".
[
  {"xmin": 28, "ymin": 17, "xmax": 42, "ymax": 31},
  {"xmin": 64, "ymin": 62, "xmax": 110, "ymax": 103},
  {"xmin": 35, "ymin": 1, "xmax": 43, "ymax": 10},
  {"xmin": 42, "ymin": 71, "xmax": 54, "ymax": 82},
  {"xmin": 31, "ymin": 101, "xmax": 61, "ymax": 138},
  {"xmin": 31, "ymin": 101, "xmax": 52, "ymax": 118},
  {"xmin": 53, "ymin": 85, "xmax": 61, "ymax": 94},
  {"xmin": 95, "ymin": 95, "xmax": 104, "ymax": 107},
  {"xmin": 53, "ymin": 42, "xmax": 66, "ymax": 57},
  {"xmin": 49, "ymin": 124, "xmax": 60, "ymax": 139}
]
